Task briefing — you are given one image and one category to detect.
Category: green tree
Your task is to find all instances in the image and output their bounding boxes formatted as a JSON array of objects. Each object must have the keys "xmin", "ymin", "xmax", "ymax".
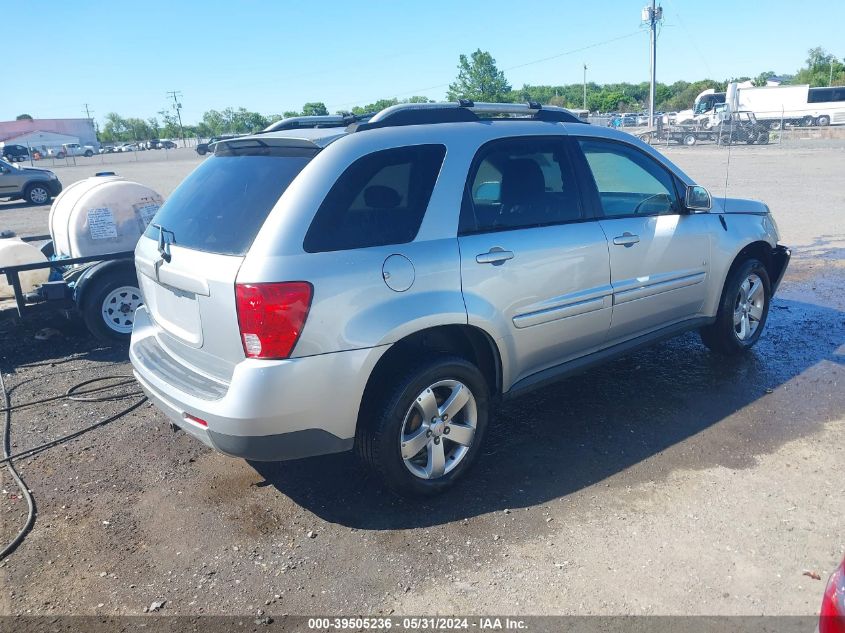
[
  {"xmin": 16, "ymin": 114, "xmax": 33, "ymax": 121},
  {"xmin": 301, "ymin": 102, "xmax": 329, "ymax": 116},
  {"xmin": 791, "ymin": 47, "xmax": 845, "ymax": 86},
  {"xmin": 447, "ymin": 49, "xmax": 512, "ymax": 102},
  {"xmin": 752, "ymin": 71, "xmax": 776, "ymax": 87}
]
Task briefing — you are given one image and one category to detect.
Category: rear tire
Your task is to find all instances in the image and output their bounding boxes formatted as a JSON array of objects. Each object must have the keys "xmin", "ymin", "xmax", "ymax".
[
  {"xmin": 84, "ymin": 150, "xmax": 93, "ymax": 157},
  {"xmin": 355, "ymin": 355, "xmax": 489, "ymax": 496},
  {"xmin": 700, "ymin": 258, "xmax": 771, "ymax": 355},
  {"xmin": 683, "ymin": 134, "xmax": 697, "ymax": 146},
  {"xmin": 81, "ymin": 267, "xmax": 143, "ymax": 342}
]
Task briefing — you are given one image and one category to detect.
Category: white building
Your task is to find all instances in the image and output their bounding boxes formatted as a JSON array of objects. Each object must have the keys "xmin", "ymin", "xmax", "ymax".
[{"xmin": 2, "ymin": 130, "xmax": 79, "ymax": 154}]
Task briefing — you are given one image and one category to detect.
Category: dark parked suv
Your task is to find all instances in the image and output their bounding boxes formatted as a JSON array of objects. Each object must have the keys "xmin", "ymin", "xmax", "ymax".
[{"xmin": 1, "ymin": 144, "xmax": 30, "ymax": 163}]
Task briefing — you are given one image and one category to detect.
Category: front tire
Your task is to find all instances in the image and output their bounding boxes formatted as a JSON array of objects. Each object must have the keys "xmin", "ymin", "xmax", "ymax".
[
  {"xmin": 84, "ymin": 150, "xmax": 93, "ymax": 157},
  {"xmin": 700, "ymin": 258, "xmax": 771, "ymax": 355},
  {"xmin": 81, "ymin": 268, "xmax": 143, "ymax": 342},
  {"xmin": 356, "ymin": 356, "xmax": 489, "ymax": 496},
  {"xmin": 25, "ymin": 183, "xmax": 51, "ymax": 205}
]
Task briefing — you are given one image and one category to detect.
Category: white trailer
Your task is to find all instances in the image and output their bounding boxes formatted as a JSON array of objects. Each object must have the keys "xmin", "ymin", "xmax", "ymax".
[{"xmin": 678, "ymin": 84, "xmax": 845, "ymax": 129}]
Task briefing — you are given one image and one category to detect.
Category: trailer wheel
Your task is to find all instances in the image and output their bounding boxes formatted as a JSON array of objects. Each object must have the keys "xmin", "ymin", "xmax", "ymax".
[
  {"xmin": 683, "ymin": 134, "xmax": 697, "ymax": 146},
  {"xmin": 756, "ymin": 131, "xmax": 770, "ymax": 145},
  {"xmin": 818, "ymin": 115, "xmax": 830, "ymax": 127},
  {"xmin": 801, "ymin": 116, "xmax": 814, "ymax": 127},
  {"xmin": 768, "ymin": 121, "xmax": 782, "ymax": 130},
  {"xmin": 81, "ymin": 268, "xmax": 142, "ymax": 342}
]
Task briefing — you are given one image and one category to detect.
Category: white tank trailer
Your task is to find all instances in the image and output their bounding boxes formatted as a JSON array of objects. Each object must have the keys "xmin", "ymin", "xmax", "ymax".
[{"xmin": 0, "ymin": 173, "xmax": 164, "ymax": 340}]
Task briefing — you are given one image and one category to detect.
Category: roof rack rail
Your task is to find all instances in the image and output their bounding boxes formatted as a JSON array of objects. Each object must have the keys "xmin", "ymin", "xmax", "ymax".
[
  {"xmin": 261, "ymin": 113, "xmax": 372, "ymax": 133},
  {"xmin": 347, "ymin": 101, "xmax": 586, "ymax": 132}
]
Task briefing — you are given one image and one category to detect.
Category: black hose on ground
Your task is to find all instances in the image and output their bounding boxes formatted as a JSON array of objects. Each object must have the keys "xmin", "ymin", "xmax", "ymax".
[{"xmin": 0, "ymin": 370, "xmax": 147, "ymax": 560}]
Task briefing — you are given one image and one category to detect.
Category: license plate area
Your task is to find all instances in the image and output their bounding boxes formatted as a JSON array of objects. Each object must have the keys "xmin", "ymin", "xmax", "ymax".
[{"xmin": 139, "ymin": 272, "xmax": 203, "ymax": 347}]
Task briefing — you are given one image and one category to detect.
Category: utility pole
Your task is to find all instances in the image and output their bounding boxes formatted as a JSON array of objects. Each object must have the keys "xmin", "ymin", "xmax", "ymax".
[
  {"xmin": 83, "ymin": 103, "xmax": 98, "ymax": 143},
  {"xmin": 166, "ymin": 90, "xmax": 186, "ymax": 146},
  {"xmin": 643, "ymin": 2, "xmax": 662, "ymax": 128},
  {"xmin": 583, "ymin": 64, "xmax": 588, "ymax": 110}
]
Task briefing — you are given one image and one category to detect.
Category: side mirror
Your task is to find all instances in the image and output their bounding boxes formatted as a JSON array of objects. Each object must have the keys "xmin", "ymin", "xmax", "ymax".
[{"xmin": 685, "ymin": 185, "xmax": 711, "ymax": 212}]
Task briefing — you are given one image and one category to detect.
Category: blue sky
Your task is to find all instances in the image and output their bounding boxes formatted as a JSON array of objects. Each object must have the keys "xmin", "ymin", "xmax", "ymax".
[{"xmin": 4, "ymin": 0, "xmax": 843, "ymax": 124}]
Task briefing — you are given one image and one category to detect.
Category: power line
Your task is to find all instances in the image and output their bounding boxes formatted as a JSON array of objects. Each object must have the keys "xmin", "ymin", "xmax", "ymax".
[{"xmin": 326, "ymin": 30, "xmax": 643, "ymax": 110}]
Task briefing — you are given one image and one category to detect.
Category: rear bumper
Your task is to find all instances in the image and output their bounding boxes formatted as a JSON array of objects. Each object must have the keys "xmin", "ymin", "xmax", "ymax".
[
  {"xmin": 770, "ymin": 245, "xmax": 791, "ymax": 295},
  {"xmin": 130, "ymin": 306, "xmax": 386, "ymax": 461}
]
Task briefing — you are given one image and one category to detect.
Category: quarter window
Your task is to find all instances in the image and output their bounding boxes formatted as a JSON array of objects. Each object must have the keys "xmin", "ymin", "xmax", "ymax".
[
  {"xmin": 578, "ymin": 139, "xmax": 680, "ymax": 217},
  {"xmin": 460, "ymin": 137, "xmax": 582, "ymax": 234},
  {"xmin": 304, "ymin": 144, "xmax": 446, "ymax": 253}
]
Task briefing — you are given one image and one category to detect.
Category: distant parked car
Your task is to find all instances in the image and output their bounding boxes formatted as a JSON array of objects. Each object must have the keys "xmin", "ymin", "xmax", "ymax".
[
  {"xmin": 1, "ymin": 144, "xmax": 30, "ymax": 163},
  {"xmin": 196, "ymin": 135, "xmax": 238, "ymax": 156},
  {"xmin": 117, "ymin": 143, "xmax": 137, "ymax": 152},
  {"xmin": 99, "ymin": 146, "xmax": 118, "ymax": 154},
  {"xmin": 0, "ymin": 158, "xmax": 62, "ymax": 204},
  {"xmin": 159, "ymin": 140, "xmax": 177, "ymax": 149},
  {"xmin": 49, "ymin": 143, "xmax": 96, "ymax": 159}
]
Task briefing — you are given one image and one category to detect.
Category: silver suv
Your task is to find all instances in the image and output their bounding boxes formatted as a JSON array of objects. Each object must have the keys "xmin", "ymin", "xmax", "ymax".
[
  {"xmin": 130, "ymin": 102, "xmax": 790, "ymax": 495},
  {"xmin": 0, "ymin": 159, "xmax": 62, "ymax": 204}
]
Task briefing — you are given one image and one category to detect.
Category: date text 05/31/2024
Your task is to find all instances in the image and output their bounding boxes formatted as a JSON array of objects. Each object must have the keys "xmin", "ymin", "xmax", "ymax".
[{"xmin": 306, "ymin": 617, "xmax": 528, "ymax": 630}]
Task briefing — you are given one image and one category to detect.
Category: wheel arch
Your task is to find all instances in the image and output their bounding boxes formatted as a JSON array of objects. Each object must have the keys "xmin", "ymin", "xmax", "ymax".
[
  {"xmin": 357, "ymin": 324, "xmax": 503, "ymax": 423},
  {"xmin": 73, "ymin": 258, "xmax": 138, "ymax": 310},
  {"xmin": 711, "ymin": 240, "xmax": 779, "ymax": 314}
]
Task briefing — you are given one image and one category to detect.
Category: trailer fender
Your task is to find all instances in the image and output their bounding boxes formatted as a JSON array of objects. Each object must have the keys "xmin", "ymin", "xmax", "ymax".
[{"xmin": 73, "ymin": 259, "xmax": 138, "ymax": 310}]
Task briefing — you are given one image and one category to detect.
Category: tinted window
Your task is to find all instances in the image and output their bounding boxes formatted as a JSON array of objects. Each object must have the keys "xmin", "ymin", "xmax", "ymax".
[
  {"xmin": 460, "ymin": 137, "xmax": 582, "ymax": 234},
  {"xmin": 304, "ymin": 144, "xmax": 446, "ymax": 253},
  {"xmin": 143, "ymin": 143, "xmax": 317, "ymax": 255},
  {"xmin": 578, "ymin": 139, "xmax": 680, "ymax": 217},
  {"xmin": 809, "ymin": 87, "xmax": 845, "ymax": 103}
]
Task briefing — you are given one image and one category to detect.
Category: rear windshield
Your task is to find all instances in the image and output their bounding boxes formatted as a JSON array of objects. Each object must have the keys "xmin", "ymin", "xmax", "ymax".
[{"xmin": 144, "ymin": 143, "xmax": 318, "ymax": 255}]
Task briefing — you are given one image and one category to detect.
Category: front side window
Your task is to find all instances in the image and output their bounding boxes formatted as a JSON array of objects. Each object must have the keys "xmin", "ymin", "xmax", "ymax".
[
  {"xmin": 304, "ymin": 144, "xmax": 446, "ymax": 253},
  {"xmin": 460, "ymin": 137, "xmax": 582, "ymax": 234},
  {"xmin": 577, "ymin": 139, "xmax": 680, "ymax": 217}
]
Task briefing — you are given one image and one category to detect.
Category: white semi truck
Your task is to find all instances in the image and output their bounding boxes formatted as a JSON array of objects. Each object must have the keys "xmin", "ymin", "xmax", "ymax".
[{"xmin": 675, "ymin": 83, "xmax": 845, "ymax": 129}]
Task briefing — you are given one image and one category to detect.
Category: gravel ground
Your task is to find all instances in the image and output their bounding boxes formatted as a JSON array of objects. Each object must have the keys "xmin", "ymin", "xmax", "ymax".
[{"xmin": 0, "ymin": 143, "xmax": 843, "ymax": 617}]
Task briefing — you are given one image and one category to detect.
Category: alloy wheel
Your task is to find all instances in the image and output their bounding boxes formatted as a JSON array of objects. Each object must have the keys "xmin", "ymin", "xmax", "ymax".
[
  {"xmin": 400, "ymin": 379, "xmax": 478, "ymax": 480},
  {"xmin": 733, "ymin": 273, "xmax": 765, "ymax": 341}
]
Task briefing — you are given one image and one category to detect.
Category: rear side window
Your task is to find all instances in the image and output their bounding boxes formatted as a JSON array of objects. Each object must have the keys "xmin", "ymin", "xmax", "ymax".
[
  {"xmin": 144, "ymin": 143, "xmax": 317, "ymax": 255},
  {"xmin": 304, "ymin": 144, "xmax": 446, "ymax": 253}
]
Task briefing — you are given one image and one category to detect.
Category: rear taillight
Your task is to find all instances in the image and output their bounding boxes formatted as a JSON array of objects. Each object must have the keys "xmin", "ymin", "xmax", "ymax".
[
  {"xmin": 821, "ymin": 557, "xmax": 845, "ymax": 633},
  {"xmin": 235, "ymin": 282, "xmax": 313, "ymax": 359}
]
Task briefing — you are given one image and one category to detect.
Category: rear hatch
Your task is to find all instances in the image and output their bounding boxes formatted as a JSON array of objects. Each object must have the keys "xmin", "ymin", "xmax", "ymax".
[{"xmin": 135, "ymin": 139, "xmax": 319, "ymax": 382}]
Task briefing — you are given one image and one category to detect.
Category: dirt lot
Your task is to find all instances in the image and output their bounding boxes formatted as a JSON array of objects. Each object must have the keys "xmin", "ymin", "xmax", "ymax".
[{"xmin": 0, "ymin": 143, "xmax": 843, "ymax": 617}]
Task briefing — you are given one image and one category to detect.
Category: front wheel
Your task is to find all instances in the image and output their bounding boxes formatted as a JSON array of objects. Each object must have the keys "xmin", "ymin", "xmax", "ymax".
[
  {"xmin": 25, "ymin": 183, "xmax": 51, "ymax": 205},
  {"xmin": 84, "ymin": 150, "xmax": 93, "ymax": 157},
  {"xmin": 81, "ymin": 268, "xmax": 143, "ymax": 341},
  {"xmin": 356, "ymin": 356, "xmax": 489, "ymax": 496},
  {"xmin": 700, "ymin": 258, "xmax": 771, "ymax": 355}
]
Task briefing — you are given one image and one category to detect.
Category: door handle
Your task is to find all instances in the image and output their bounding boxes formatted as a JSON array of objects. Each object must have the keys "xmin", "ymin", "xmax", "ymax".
[
  {"xmin": 612, "ymin": 233, "xmax": 640, "ymax": 247},
  {"xmin": 476, "ymin": 248, "xmax": 514, "ymax": 265}
]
